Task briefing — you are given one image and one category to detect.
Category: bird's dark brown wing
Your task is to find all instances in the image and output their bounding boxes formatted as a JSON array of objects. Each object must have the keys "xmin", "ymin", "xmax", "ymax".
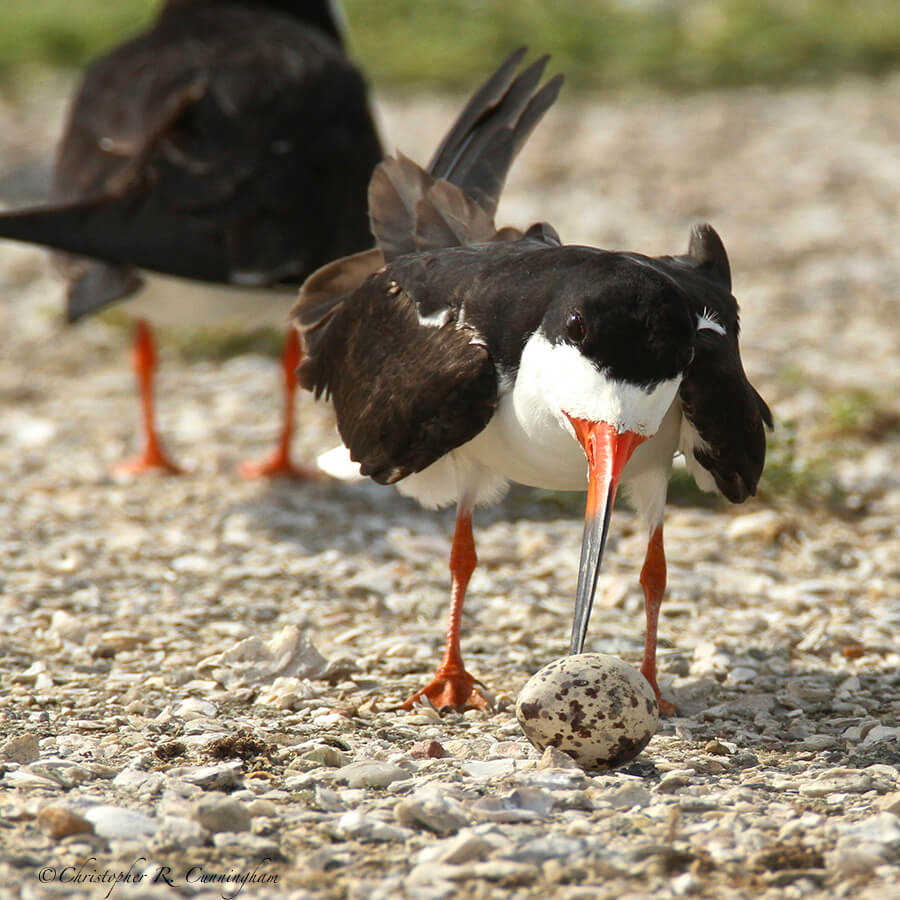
[
  {"xmin": 0, "ymin": 2, "xmax": 381, "ymax": 319},
  {"xmin": 295, "ymin": 51, "xmax": 563, "ymax": 481},
  {"xmin": 661, "ymin": 225, "xmax": 773, "ymax": 502},
  {"xmin": 300, "ymin": 263, "xmax": 498, "ymax": 484}
]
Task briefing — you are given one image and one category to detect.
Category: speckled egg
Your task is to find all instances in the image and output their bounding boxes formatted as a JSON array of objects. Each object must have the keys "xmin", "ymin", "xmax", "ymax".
[{"xmin": 516, "ymin": 653, "xmax": 659, "ymax": 769}]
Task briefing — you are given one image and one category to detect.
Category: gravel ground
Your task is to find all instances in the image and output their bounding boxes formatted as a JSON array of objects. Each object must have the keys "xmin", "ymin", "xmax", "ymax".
[{"xmin": 1, "ymin": 72, "xmax": 899, "ymax": 900}]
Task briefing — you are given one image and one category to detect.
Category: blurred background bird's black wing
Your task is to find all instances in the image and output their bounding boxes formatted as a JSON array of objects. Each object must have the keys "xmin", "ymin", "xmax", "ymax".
[{"xmin": 0, "ymin": 0, "xmax": 383, "ymax": 321}]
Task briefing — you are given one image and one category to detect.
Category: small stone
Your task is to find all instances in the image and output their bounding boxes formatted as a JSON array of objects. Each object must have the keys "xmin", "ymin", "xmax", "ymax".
[
  {"xmin": 99, "ymin": 630, "xmax": 147, "ymax": 652},
  {"xmin": 168, "ymin": 762, "xmax": 243, "ymax": 789},
  {"xmin": 777, "ymin": 813, "xmax": 825, "ymax": 842},
  {"xmin": 193, "ymin": 796, "xmax": 251, "ymax": 833},
  {"xmin": 283, "ymin": 772, "xmax": 319, "ymax": 791},
  {"xmin": 84, "ymin": 806, "xmax": 158, "ymax": 841},
  {"xmin": 827, "ymin": 813, "xmax": 900, "ymax": 874},
  {"xmin": 726, "ymin": 509, "xmax": 786, "ymax": 541},
  {"xmin": 552, "ymin": 790, "xmax": 594, "ymax": 811},
  {"xmin": 836, "ymin": 813, "xmax": 900, "ymax": 847},
  {"xmin": 409, "ymin": 740, "xmax": 448, "ymax": 759},
  {"xmin": 174, "ymin": 698, "xmax": 218, "ymax": 720},
  {"xmin": 799, "ymin": 735, "xmax": 838, "ymax": 751},
  {"xmin": 257, "ymin": 676, "xmax": 317, "ymax": 710},
  {"xmin": 10, "ymin": 661, "xmax": 46, "ymax": 685},
  {"xmin": 212, "ymin": 832, "xmax": 283, "ymax": 860},
  {"xmin": 689, "ymin": 642, "xmax": 732, "ymax": 678},
  {"xmin": 335, "ymin": 761, "xmax": 408, "ymax": 789},
  {"xmin": 602, "ymin": 783, "xmax": 654, "ymax": 809},
  {"xmin": 198, "ymin": 625, "xmax": 327, "ymax": 690},
  {"xmin": 29, "ymin": 759, "xmax": 92, "ymax": 789},
  {"xmin": 488, "ymin": 740, "xmax": 531, "ymax": 760},
  {"xmin": 404, "ymin": 711, "xmax": 442, "ymax": 725},
  {"xmin": 461, "ymin": 759, "xmax": 520, "ymax": 780},
  {"xmin": 113, "ymin": 768, "xmax": 165, "ymax": 794},
  {"xmin": 247, "ymin": 798, "xmax": 278, "ymax": 818},
  {"xmin": 394, "ymin": 784, "xmax": 471, "ymax": 836},
  {"xmin": 472, "ymin": 787, "xmax": 555, "ymax": 822},
  {"xmin": 36, "ymin": 807, "xmax": 94, "ymax": 839},
  {"xmin": 520, "ymin": 769, "xmax": 588, "ymax": 791},
  {"xmin": 301, "ymin": 745, "xmax": 350, "ymax": 767},
  {"xmin": 335, "ymin": 810, "xmax": 411, "ymax": 843},
  {"xmin": 311, "ymin": 710, "xmax": 350, "ymax": 727},
  {"xmin": 655, "ymin": 770, "xmax": 695, "ymax": 793},
  {"xmin": 1, "ymin": 733, "xmax": 40, "ymax": 764},
  {"xmin": 47, "ymin": 610, "xmax": 88, "ymax": 643},
  {"xmin": 704, "ymin": 739, "xmax": 733, "ymax": 756},
  {"xmin": 505, "ymin": 834, "xmax": 588, "ymax": 864},
  {"xmin": 416, "ymin": 829, "xmax": 495, "ymax": 865},
  {"xmin": 671, "ymin": 871, "xmax": 701, "ymax": 895},
  {"xmin": 799, "ymin": 769, "xmax": 873, "ymax": 797},
  {"xmin": 861, "ymin": 726, "xmax": 900, "ymax": 748},
  {"xmin": 152, "ymin": 816, "xmax": 207, "ymax": 851},
  {"xmin": 469, "ymin": 860, "xmax": 540, "ymax": 883},
  {"xmin": 538, "ymin": 746, "xmax": 583, "ymax": 770},
  {"xmin": 4, "ymin": 770, "xmax": 60, "ymax": 790},
  {"xmin": 728, "ymin": 667, "xmax": 758, "ymax": 685},
  {"xmin": 405, "ymin": 862, "xmax": 459, "ymax": 888},
  {"xmin": 875, "ymin": 793, "xmax": 900, "ymax": 816}
]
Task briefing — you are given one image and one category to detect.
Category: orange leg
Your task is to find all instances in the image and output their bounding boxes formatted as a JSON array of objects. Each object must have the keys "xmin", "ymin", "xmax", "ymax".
[
  {"xmin": 400, "ymin": 508, "xmax": 493, "ymax": 712},
  {"xmin": 240, "ymin": 329, "xmax": 317, "ymax": 480},
  {"xmin": 640, "ymin": 525, "xmax": 677, "ymax": 715},
  {"xmin": 113, "ymin": 319, "xmax": 182, "ymax": 475}
]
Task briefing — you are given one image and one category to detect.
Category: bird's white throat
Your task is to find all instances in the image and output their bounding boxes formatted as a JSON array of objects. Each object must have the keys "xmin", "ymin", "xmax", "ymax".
[{"xmin": 515, "ymin": 332, "xmax": 681, "ymax": 439}]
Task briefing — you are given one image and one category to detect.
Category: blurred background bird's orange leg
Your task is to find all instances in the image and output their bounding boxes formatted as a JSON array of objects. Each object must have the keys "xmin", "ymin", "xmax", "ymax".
[
  {"xmin": 113, "ymin": 318, "xmax": 182, "ymax": 475},
  {"xmin": 240, "ymin": 328, "xmax": 318, "ymax": 480},
  {"xmin": 640, "ymin": 524, "xmax": 676, "ymax": 715},
  {"xmin": 400, "ymin": 506, "xmax": 492, "ymax": 712}
]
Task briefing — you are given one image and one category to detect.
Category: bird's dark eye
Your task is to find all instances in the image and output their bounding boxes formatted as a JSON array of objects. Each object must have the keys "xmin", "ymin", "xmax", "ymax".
[{"xmin": 566, "ymin": 311, "xmax": 586, "ymax": 344}]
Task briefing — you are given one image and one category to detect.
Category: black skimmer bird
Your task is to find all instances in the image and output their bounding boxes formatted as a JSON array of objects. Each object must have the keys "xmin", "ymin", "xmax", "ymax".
[
  {"xmin": 294, "ymin": 50, "xmax": 772, "ymax": 713},
  {"xmin": 0, "ymin": 0, "xmax": 382, "ymax": 476}
]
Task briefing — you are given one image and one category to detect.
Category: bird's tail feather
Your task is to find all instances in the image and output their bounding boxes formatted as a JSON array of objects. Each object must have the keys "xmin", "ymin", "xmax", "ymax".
[
  {"xmin": 428, "ymin": 53, "xmax": 561, "ymax": 218},
  {"xmin": 425, "ymin": 47, "xmax": 530, "ymax": 180},
  {"xmin": 370, "ymin": 49, "xmax": 562, "ymax": 260}
]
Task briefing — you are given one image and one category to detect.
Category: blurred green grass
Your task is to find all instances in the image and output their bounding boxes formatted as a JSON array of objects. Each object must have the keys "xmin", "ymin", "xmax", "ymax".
[{"xmin": 1, "ymin": 0, "xmax": 899, "ymax": 91}]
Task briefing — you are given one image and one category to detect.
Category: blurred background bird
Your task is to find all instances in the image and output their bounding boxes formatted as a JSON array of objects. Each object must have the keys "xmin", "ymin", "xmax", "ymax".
[{"xmin": 0, "ymin": 0, "xmax": 383, "ymax": 476}]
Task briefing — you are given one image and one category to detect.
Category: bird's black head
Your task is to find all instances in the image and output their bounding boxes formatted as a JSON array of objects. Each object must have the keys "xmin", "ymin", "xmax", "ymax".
[{"xmin": 544, "ymin": 249, "xmax": 695, "ymax": 389}]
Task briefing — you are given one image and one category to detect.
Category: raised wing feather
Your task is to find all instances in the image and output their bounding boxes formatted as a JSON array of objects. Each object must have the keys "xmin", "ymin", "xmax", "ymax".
[{"xmin": 368, "ymin": 50, "xmax": 563, "ymax": 261}]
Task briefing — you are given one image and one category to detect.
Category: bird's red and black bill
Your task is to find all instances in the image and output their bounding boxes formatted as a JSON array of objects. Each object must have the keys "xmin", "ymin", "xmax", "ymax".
[{"xmin": 566, "ymin": 416, "xmax": 646, "ymax": 655}]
